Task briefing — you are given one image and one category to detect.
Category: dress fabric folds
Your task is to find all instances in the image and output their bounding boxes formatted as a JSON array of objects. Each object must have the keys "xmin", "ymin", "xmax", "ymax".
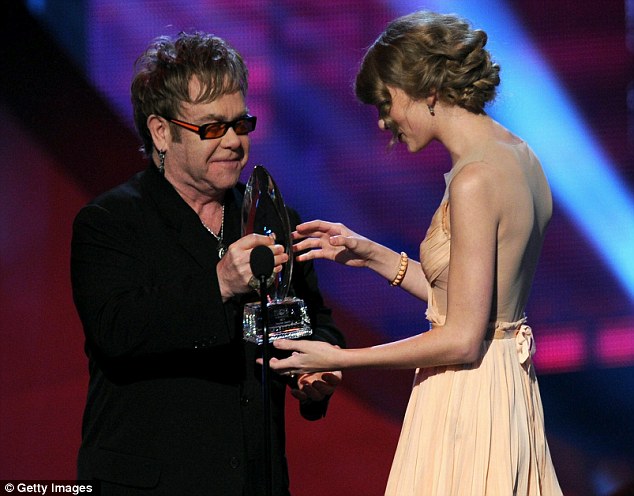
[{"xmin": 385, "ymin": 153, "xmax": 563, "ymax": 495}]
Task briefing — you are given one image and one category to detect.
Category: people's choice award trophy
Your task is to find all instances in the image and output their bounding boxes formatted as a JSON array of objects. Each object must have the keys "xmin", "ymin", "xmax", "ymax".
[{"xmin": 242, "ymin": 165, "xmax": 312, "ymax": 345}]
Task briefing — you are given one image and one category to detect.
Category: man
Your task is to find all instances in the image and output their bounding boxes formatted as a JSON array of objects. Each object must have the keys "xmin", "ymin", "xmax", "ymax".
[{"xmin": 71, "ymin": 31, "xmax": 344, "ymax": 495}]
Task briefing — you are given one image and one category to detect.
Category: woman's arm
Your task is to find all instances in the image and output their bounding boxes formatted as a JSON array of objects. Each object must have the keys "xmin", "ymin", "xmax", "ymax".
[
  {"xmin": 293, "ymin": 220, "xmax": 429, "ymax": 301},
  {"xmin": 270, "ymin": 162, "xmax": 500, "ymax": 372}
]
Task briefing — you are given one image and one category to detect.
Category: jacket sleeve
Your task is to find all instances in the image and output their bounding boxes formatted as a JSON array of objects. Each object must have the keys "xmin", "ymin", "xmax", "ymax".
[{"xmin": 71, "ymin": 202, "xmax": 233, "ymax": 362}]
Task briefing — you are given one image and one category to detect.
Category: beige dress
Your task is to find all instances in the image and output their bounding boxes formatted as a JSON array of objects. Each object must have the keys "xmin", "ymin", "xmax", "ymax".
[{"xmin": 385, "ymin": 142, "xmax": 563, "ymax": 495}]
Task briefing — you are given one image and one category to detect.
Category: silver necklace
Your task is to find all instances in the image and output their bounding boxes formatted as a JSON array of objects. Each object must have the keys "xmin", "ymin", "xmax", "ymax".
[{"xmin": 201, "ymin": 205, "xmax": 226, "ymax": 259}]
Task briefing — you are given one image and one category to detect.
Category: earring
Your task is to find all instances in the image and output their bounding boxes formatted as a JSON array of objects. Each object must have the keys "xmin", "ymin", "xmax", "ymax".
[
  {"xmin": 157, "ymin": 150, "xmax": 166, "ymax": 174},
  {"xmin": 427, "ymin": 105, "xmax": 435, "ymax": 116}
]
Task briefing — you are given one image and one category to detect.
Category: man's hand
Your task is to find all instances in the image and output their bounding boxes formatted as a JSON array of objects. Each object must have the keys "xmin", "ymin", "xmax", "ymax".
[
  {"xmin": 290, "ymin": 371, "xmax": 342, "ymax": 404},
  {"xmin": 216, "ymin": 233, "xmax": 288, "ymax": 300}
]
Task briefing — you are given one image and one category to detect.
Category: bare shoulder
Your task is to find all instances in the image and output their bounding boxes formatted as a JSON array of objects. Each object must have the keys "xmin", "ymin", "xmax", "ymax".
[{"xmin": 449, "ymin": 161, "xmax": 499, "ymax": 202}]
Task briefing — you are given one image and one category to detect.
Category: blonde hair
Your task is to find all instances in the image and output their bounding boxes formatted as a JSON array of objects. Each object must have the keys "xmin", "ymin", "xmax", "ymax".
[{"xmin": 355, "ymin": 11, "xmax": 500, "ymax": 140}]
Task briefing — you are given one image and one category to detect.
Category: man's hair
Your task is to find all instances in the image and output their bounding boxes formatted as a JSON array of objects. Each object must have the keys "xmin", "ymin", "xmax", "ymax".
[{"xmin": 131, "ymin": 31, "xmax": 249, "ymax": 155}]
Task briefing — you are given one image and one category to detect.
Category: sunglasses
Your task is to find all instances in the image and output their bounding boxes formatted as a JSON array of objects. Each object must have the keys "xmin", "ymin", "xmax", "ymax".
[{"xmin": 166, "ymin": 114, "xmax": 257, "ymax": 140}]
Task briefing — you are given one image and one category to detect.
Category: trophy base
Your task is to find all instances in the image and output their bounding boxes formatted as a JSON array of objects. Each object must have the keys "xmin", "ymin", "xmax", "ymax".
[{"xmin": 243, "ymin": 297, "xmax": 312, "ymax": 345}]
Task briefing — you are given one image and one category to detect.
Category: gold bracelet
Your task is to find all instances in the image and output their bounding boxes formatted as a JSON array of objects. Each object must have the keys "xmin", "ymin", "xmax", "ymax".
[{"xmin": 389, "ymin": 252, "xmax": 408, "ymax": 287}]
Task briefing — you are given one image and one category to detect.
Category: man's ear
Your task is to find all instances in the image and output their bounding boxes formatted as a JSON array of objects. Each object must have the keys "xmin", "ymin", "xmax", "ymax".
[{"xmin": 147, "ymin": 114, "xmax": 169, "ymax": 151}]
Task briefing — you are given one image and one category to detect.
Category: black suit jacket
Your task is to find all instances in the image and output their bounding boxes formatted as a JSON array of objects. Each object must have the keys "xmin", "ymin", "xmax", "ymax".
[{"xmin": 71, "ymin": 164, "xmax": 344, "ymax": 495}]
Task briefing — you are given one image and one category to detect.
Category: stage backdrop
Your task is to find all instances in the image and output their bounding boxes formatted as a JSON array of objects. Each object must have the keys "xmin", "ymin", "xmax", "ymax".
[{"xmin": 2, "ymin": 1, "xmax": 633, "ymax": 495}]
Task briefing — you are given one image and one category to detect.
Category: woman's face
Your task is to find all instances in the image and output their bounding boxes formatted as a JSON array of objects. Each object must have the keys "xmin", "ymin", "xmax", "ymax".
[{"xmin": 379, "ymin": 85, "xmax": 434, "ymax": 153}]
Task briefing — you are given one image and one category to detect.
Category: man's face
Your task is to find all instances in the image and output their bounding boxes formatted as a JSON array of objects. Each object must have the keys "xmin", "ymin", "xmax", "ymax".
[{"xmin": 165, "ymin": 78, "xmax": 251, "ymax": 200}]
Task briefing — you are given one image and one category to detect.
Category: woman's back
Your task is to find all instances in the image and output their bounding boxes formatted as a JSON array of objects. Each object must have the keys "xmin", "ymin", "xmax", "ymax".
[{"xmin": 433, "ymin": 131, "xmax": 552, "ymax": 324}]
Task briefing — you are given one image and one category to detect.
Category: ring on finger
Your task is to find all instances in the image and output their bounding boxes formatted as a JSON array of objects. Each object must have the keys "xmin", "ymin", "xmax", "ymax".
[{"xmin": 248, "ymin": 274, "xmax": 276, "ymax": 291}]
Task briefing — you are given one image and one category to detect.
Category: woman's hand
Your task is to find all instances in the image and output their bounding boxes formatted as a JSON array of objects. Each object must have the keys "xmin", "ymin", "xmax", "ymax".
[
  {"xmin": 265, "ymin": 339, "xmax": 346, "ymax": 375},
  {"xmin": 292, "ymin": 220, "xmax": 374, "ymax": 268}
]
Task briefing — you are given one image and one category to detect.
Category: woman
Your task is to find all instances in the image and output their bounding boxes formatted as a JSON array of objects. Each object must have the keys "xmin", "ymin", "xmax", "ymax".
[{"xmin": 267, "ymin": 11, "xmax": 563, "ymax": 495}]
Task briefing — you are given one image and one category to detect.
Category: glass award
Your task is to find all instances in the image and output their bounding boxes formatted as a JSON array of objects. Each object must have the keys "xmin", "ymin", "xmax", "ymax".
[{"xmin": 241, "ymin": 165, "xmax": 312, "ymax": 345}]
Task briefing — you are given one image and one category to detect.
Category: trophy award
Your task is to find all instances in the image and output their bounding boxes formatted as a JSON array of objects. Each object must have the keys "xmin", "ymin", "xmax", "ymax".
[{"xmin": 241, "ymin": 165, "xmax": 312, "ymax": 345}]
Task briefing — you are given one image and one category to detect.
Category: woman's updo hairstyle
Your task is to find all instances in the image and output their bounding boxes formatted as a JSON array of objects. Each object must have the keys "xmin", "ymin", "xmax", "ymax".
[{"xmin": 355, "ymin": 11, "xmax": 500, "ymax": 135}]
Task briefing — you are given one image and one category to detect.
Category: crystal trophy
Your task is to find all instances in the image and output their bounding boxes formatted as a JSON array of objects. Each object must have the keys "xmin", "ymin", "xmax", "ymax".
[{"xmin": 242, "ymin": 165, "xmax": 312, "ymax": 344}]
